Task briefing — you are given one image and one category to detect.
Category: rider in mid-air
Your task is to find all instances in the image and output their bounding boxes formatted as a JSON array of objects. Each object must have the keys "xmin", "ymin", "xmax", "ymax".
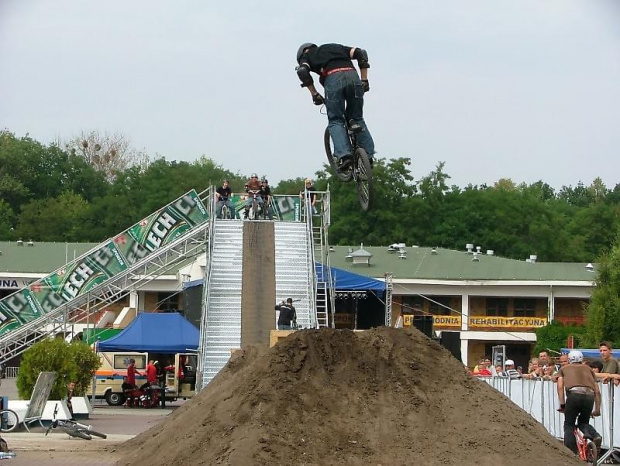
[
  {"xmin": 244, "ymin": 173, "xmax": 263, "ymax": 219},
  {"xmin": 295, "ymin": 42, "xmax": 375, "ymax": 171}
]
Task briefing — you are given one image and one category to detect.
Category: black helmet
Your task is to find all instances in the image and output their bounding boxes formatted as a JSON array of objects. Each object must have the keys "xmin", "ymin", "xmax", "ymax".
[
  {"xmin": 296, "ymin": 43, "xmax": 316, "ymax": 64},
  {"xmin": 261, "ymin": 178, "xmax": 268, "ymax": 184}
]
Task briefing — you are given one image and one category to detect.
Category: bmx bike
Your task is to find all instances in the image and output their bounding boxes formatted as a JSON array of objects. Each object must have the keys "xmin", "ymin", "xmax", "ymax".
[
  {"xmin": 0, "ymin": 409, "xmax": 19, "ymax": 433},
  {"xmin": 324, "ymin": 121, "xmax": 373, "ymax": 211},
  {"xmin": 574, "ymin": 426, "xmax": 598, "ymax": 465},
  {"xmin": 245, "ymin": 190, "xmax": 263, "ymax": 220},
  {"xmin": 45, "ymin": 403, "xmax": 107, "ymax": 440},
  {"xmin": 218, "ymin": 199, "xmax": 233, "ymax": 220}
]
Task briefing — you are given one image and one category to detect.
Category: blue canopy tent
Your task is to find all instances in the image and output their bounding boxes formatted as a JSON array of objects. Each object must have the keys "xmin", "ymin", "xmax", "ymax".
[
  {"xmin": 97, "ymin": 312, "xmax": 199, "ymax": 354},
  {"xmin": 315, "ymin": 263, "xmax": 385, "ymax": 296}
]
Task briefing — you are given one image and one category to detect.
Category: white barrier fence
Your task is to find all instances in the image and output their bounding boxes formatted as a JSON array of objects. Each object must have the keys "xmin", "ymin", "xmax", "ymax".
[{"xmin": 483, "ymin": 377, "xmax": 620, "ymax": 449}]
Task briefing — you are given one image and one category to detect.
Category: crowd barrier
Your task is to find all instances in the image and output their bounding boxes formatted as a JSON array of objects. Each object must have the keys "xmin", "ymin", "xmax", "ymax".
[{"xmin": 483, "ymin": 377, "xmax": 620, "ymax": 450}]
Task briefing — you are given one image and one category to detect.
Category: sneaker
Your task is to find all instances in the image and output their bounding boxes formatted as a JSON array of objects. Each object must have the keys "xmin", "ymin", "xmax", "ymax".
[
  {"xmin": 337, "ymin": 155, "xmax": 352, "ymax": 171},
  {"xmin": 593, "ymin": 435, "xmax": 602, "ymax": 451},
  {"xmin": 368, "ymin": 156, "xmax": 374, "ymax": 168}
]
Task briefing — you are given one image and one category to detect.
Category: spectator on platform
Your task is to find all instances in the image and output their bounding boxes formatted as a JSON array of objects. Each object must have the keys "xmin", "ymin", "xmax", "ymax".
[
  {"xmin": 523, "ymin": 358, "xmax": 543, "ymax": 379},
  {"xmin": 300, "ymin": 178, "xmax": 318, "ymax": 215},
  {"xmin": 495, "ymin": 364, "xmax": 506, "ymax": 376},
  {"xmin": 556, "ymin": 353, "xmax": 569, "ymax": 371},
  {"xmin": 539, "ymin": 351, "xmax": 552, "ymax": 371},
  {"xmin": 542, "ymin": 364, "xmax": 556, "ymax": 380}
]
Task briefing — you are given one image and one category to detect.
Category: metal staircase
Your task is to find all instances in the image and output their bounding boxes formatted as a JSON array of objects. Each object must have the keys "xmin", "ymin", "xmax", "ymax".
[
  {"xmin": 198, "ymin": 219, "xmax": 244, "ymax": 388},
  {"xmin": 0, "ymin": 190, "xmax": 211, "ymax": 364},
  {"xmin": 274, "ymin": 222, "xmax": 314, "ymax": 329}
]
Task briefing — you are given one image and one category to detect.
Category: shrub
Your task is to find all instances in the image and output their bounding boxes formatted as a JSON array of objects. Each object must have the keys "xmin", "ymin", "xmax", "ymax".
[{"xmin": 16, "ymin": 338, "xmax": 100, "ymax": 400}]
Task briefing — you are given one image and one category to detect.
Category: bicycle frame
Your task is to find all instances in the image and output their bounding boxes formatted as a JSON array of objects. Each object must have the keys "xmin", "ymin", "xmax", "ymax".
[{"xmin": 574, "ymin": 426, "xmax": 597, "ymax": 464}]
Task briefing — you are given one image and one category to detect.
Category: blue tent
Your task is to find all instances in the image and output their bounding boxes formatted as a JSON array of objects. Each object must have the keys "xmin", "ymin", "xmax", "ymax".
[
  {"xmin": 561, "ymin": 348, "xmax": 620, "ymax": 358},
  {"xmin": 97, "ymin": 312, "xmax": 199, "ymax": 354},
  {"xmin": 315, "ymin": 263, "xmax": 385, "ymax": 295}
]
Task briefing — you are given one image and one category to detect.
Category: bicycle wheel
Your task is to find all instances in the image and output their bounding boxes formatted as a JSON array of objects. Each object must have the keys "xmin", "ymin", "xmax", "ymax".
[
  {"xmin": 324, "ymin": 127, "xmax": 353, "ymax": 182},
  {"xmin": 0, "ymin": 409, "xmax": 19, "ymax": 432},
  {"xmin": 67, "ymin": 428, "xmax": 93, "ymax": 440},
  {"xmin": 354, "ymin": 147, "xmax": 373, "ymax": 211},
  {"xmin": 86, "ymin": 428, "xmax": 107, "ymax": 439},
  {"xmin": 584, "ymin": 440, "xmax": 597, "ymax": 465}
]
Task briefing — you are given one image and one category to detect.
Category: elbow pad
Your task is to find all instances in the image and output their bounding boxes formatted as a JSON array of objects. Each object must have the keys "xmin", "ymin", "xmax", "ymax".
[
  {"xmin": 296, "ymin": 64, "xmax": 314, "ymax": 88},
  {"xmin": 353, "ymin": 48, "xmax": 370, "ymax": 69}
]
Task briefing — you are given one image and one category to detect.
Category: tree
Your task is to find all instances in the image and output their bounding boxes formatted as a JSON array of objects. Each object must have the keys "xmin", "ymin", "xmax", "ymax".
[
  {"xmin": 16, "ymin": 339, "xmax": 100, "ymax": 400},
  {"xmin": 584, "ymin": 232, "xmax": 620, "ymax": 347},
  {"xmin": 65, "ymin": 130, "xmax": 149, "ymax": 182},
  {"xmin": 534, "ymin": 321, "xmax": 587, "ymax": 355}
]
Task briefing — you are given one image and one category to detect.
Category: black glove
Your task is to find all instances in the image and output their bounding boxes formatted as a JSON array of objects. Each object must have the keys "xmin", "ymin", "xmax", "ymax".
[
  {"xmin": 362, "ymin": 79, "xmax": 370, "ymax": 92},
  {"xmin": 312, "ymin": 93, "xmax": 324, "ymax": 105},
  {"xmin": 557, "ymin": 404, "xmax": 566, "ymax": 413}
]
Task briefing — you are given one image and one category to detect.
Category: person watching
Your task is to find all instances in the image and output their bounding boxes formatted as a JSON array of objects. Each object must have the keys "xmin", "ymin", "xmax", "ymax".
[
  {"xmin": 598, "ymin": 341, "xmax": 620, "ymax": 385},
  {"xmin": 215, "ymin": 180, "xmax": 234, "ymax": 219},
  {"xmin": 557, "ymin": 350, "xmax": 602, "ymax": 455},
  {"xmin": 275, "ymin": 298, "xmax": 297, "ymax": 330},
  {"xmin": 300, "ymin": 178, "xmax": 318, "ymax": 215}
]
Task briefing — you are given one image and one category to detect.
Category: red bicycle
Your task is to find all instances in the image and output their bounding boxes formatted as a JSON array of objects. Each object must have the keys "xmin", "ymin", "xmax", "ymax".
[{"xmin": 574, "ymin": 426, "xmax": 598, "ymax": 465}]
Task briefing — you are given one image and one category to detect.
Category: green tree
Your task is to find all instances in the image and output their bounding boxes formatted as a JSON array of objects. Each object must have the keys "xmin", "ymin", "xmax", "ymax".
[
  {"xmin": 534, "ymin": 321, "xmax": 587, "ymax": 355},
  {"xmin": 584, "ymin": 233, "xmax": 620, "ymax": 347},
  {"xmin": 16, "ymin": 339, "xmax": 100, "ymax": 400}
]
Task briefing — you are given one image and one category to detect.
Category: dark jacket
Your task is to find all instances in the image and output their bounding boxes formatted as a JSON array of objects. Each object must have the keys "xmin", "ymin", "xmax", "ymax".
[{"xmin": 275, "ymin": 303, "xmax": 296, "ymax": 326}]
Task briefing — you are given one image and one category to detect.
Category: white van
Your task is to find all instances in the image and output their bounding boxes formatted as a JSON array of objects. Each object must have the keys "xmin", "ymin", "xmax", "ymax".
[{"xmin": 88, "ymin": 351, "xmax": 197, "ymax": 406}]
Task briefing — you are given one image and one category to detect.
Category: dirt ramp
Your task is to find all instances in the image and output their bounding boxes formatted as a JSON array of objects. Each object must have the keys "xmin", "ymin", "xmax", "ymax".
[{"xmin": 116, "ymin": 328, "xmax": 581, "ymax": 466}]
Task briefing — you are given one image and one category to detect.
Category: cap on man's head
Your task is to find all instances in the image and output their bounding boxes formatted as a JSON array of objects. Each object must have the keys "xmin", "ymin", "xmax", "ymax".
[
  {"xmin": 287, "ymin": 298, "xmax": 293, "ymax": 303},
  {"xmin": 505, "ymin": 359, "xmax": 515, "ymax": 366}
]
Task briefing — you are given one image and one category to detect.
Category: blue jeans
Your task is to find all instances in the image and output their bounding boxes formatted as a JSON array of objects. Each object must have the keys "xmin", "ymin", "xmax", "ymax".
[{"xmin": 324, "ymin": 70, "xmax": 375, "ymax": 159}]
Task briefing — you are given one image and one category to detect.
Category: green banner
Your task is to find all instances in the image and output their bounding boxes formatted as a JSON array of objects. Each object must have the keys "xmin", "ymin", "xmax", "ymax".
[
  {"xmin": 114, "ymin": 190, "xmax": 208, "ymax": 265},
  {"xmin": 0, "ymin": 289, "xmax": 41, "ymax": 334},
  {"xmin": 44, "ymin": 240, "xmax": 128, "ymax": 302},
  {"xmin": 273, "ymin": 195, "xmax": 302, "ymax": 222}
]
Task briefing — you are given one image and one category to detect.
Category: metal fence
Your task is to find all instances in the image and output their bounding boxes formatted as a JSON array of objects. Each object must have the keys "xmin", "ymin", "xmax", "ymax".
[
  {"xmin": 483, "ymin": 377, "xmax": 620, "ymax": 451},
  {"xmin": 3, "ymin": 367, "xmax": 19, "ymax": 378}
]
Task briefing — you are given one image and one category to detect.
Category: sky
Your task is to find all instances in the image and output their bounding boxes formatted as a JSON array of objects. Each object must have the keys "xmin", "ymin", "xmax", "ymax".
[{"xmin": 1, "ymin": 0, "xmax": 619, "ymax": 189}]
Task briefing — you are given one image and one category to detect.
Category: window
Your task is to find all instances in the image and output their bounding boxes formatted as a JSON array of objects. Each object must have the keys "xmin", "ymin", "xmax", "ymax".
[
  {"xmin": 157, "ymin": 292, "xmax": 179, "ymax": 311},
  {"xmin": 514, "ymin": 298, "xmax": 536, "ymax": 317},
  {"xmin": 429, "ymin": 297, "xmax": 452, "ymax": 316},
  {"xmin": 486, "ymin": 298, "xmax": 508, "ymax": 317},
  {"xmin": 401, "ymin": 296, "xmax": 424, "ymax": 314}
]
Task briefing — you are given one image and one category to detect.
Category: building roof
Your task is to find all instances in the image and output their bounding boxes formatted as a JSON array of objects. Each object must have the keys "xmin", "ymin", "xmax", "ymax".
[
  {"xmin": 0, "ymin": 241, "xmax": 99, "ymax": 274},
  {"xmin": 0, "ymin": 240, "xmax": 597, "ymax": 283},
  {"xmin": 329, "ymin": 245, "xmax": 597, "ymax": 282}
]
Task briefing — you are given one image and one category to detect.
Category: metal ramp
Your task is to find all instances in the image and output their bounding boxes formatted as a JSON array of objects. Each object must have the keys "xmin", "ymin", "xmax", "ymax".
[
  {"xmin": 0, "ymin": 190, "xmax": 211, "ymax": 364},
  {"xmin": 274, "ymin": 222, "xmax": 314, "ymax": 329},
  {"xmin": 199, "ymin": 220, "xmax": 243, "ymax": 388}
]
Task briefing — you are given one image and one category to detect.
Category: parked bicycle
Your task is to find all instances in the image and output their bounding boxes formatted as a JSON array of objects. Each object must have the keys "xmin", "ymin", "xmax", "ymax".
[
  {"xmin": 0, "ymin": 409, "xmax": 18, "ymax": 433},
  {"xmin": 45, "ymin": 403, "xmax": 107, "ymax": 440},
  {"xmin": 324, "ymin": 119, "xmax": 373, "ymax": 211},
  {"xmin": 219, "ymin": 201, "xmax": 232, "ymax": 220}
]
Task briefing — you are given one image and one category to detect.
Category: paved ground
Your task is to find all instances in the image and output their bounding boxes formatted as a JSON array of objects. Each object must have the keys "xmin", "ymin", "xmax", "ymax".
[{"xmin": 1, "ymin": 378, "xmax": 182, "ymax": 465}]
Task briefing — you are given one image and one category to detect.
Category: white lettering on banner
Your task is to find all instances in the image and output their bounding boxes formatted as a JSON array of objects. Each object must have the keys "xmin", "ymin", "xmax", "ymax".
[
  {"xmin": 61, "ymin": 263, "xmax": 95, "ymax": 301},
  {"xmin": 39, "ymin": 291, "xmax": 65, "ymax": 313},
  {"xmin": 145, "ymin": 212, "xmax": 178, "ymax": 252},
  {"xmin": 6, "ymin": 293, "xmax": 27, "ymax": 314},
  {"xmin": 126, "ymin": 242, "xmax": 149, "ymax": 264},
  {"xmin": 174, "ymin": 193, "xmax": 197, "ymax": 215}
]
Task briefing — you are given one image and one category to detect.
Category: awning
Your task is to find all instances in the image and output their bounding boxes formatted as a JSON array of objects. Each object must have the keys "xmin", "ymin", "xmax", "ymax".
[{"xmin": 315, "ymin": 263, "xmax": 385, "ymax": 295}]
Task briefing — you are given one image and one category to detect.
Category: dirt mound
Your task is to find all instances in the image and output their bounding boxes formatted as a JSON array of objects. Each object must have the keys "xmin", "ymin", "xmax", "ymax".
[{"xmin": 116, "ymin": 328, "xmax": 580, "ymax": 465}]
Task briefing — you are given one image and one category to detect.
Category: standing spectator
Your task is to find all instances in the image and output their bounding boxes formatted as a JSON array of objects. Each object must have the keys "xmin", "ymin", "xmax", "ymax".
[
  {"xmin": 473, "ymin": 358, "xmax": 491, "ymax": 376},
  {"xmin": 300, "ymin": 178, "xmax": 318, "ymax": 215},
  {"xmin": 275, "ymin": 298, "xmax": 297, "ymax": 330},
  {"xmin": 557, "ymin": 350, "xmax": 602, "ymax": 455},
  {"xmin": 66, "ymin": 381, "xmax": 75, "ymax": 420},
  {"xmin": 146, "ymin": 360, "xmax": 157, "ymax": 386},
  {"xmin": 505, "ymin": 360, "xmax": 521, "ymax": 379},
  {"xmin": 215, "ymin": 180, "xmax": 234, "ymax": 219},
  {"xmin": 599, "ymin": 341, "xmax": 620, "ymax": 374},
  {"xmin": 538, "ymin": 351, "xmax": 552, "ymax": 371},
  {"xmin": 523, "ymin": 358, "xmax": 543, "ymax": 379},
  {"xmin": 495, "ymin": 364, "xmax": 506, "ymax": 376},
  {"xmin": 556, "ymin": 353, "xmax": 569, "ymax": 371},
  {"xmin": 260, "ymin": 178, "xmax": 273, "ymax": 220},
  {"xmin": 127, "ymin": 358, "xmax": 141, "ymax": 389}
]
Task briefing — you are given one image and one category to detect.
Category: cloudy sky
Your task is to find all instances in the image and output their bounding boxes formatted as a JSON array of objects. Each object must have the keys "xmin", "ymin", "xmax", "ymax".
[{"xmin": 1, "ymin": 0, "xmax": 619, "ymax": 189}]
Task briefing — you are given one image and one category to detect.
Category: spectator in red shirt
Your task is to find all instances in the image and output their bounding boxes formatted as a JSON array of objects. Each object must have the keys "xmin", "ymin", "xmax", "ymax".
[
  {"xmin": 473, "ymin": 358, "xmax": 492, "ymax": 376},
  {"xmin": 146, "ymin": 360, "xmax": 157, "ymax": 385},
  {"xmin": 127, "ymin": 358, "xmax": 141, "ymax": 388}
]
